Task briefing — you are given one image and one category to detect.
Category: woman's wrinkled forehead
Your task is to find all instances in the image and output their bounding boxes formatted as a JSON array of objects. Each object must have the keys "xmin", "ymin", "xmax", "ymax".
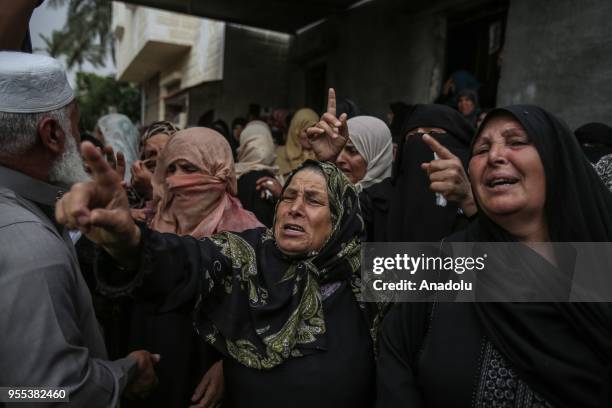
[
  {"xmin": 473, "ymin": 111, "xmax": 527, "ymax": 146},
  {"xmin": 283, "ymin": 171, "xmax": 330, "ymax": 214},
  {"xmin": 286, "ymin": 167, "xmax": 328, "ymax": 194},
  {"xmin": 283, "ymin": 162, "xmax": 346, "ymax": 219}
]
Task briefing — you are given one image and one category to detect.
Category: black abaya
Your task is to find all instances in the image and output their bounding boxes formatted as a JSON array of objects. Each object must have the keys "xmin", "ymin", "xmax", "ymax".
[
  {"xmin": 377, "ymin": 105, "xmax": 612, "ymax": 408},
  {"xmin": 387, "ymin": 104, "xmax": 474, "ymax": 242},
  {"xmin": 237, "ymin": 169, "xmax": 276, "ymax": 227}
]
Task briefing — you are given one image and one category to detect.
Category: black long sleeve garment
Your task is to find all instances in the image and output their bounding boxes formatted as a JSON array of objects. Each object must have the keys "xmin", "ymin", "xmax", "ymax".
[
  {"xmin": 97, "ymin": 228, "xmax": 376, "ymax": 408},
  {"xmin": 377, "ymin": 303, "xmax": 556, "ymax": 407},
  {"xmin": 224, "ymin": 280, "xmax": 375, "ymax": 407},
  {"xmin": 359, "ymin": 179, "xmax": 393, "ymax": 242},
  {"xmin": 237, "ymin": 169, "xmax": 276, "ymax": 228}
]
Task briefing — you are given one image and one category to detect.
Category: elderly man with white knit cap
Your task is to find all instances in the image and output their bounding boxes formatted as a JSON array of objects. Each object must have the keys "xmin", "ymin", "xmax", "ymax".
[{"xmin": 0, "ymin": 52, "xmax": 158, "ymax": 406}]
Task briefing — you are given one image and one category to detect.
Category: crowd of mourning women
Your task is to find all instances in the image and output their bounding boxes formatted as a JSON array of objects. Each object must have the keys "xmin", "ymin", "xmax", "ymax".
[{"xmin": 1, "ymin": 51, "xmax": 611, "ymax": 408}]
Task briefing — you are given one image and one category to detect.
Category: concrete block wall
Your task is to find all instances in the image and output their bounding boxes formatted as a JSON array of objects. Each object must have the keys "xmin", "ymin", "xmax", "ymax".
[
  {"xmin": 113, "ymin": 3, "xmax": 200, "ymax": 80},
  {"xmin": 143, "ymin": 74, "xmax": 160, "ymax": 125},
  {"xmin": 188, "ymin": 24, "xmax": 291, "ymax": 125},
  {"xmin": 187, "ymin": 81, "xmax": 223, "ymax": 125},
  {"xmin": 181, "ymin": 20, "xmax": 225, "ymax": 88},
  {"xmin": 498, "ymin": 0, "xmax": 612, "ymax": 128},
  {"xmin": 118, "ymin": 0, "xmax": 612, "ymax": 130},
  {"xmin": 113, "ymin": 2, "xmax": 149, "ymax": 78},
  {"xmin": 289, "ymin": 2, "xmax": 447, "ymax": 120},
  {"xmin": 332, "ymin": 4, "xmax": 446, "ymax": 118}
]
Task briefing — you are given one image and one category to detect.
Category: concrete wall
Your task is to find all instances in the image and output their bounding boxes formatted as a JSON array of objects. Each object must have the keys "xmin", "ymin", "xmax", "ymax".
[
  {"xmin": 113, "ymin": 3, "xmax": 203, "ymax": 81},
  {"xmin": 112, "ymin": 2, "xmax": 148, "ymax": 78},
  {"xmin": 188, "ymin": 24, "xmax": 291, "ymax": 124},
  {"xmin": 187, "ymin": 81, "xmax": 223, "ymax": 125},
  {"xmin": 155, "ymin": 17, "xmax": 224, "ymax": 90},
  {"xmin": 142, "ymin": 74, "xmax": 160, "ymax": 124},
  {"xmin": 118, "ymin": 0, "xmax": 612, "ymax": 130},
  {"xmin": 498, "ymin": 0, "xmax": 612, "ymax": 128},
  {"xmin": 288, "ymin": 1, "xmax": 447, "ymax": 120}
]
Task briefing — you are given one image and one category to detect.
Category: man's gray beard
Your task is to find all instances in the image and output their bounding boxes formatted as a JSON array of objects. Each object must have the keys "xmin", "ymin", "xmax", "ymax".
[{"xmin": 48, "ymin": 131, "xmax": 91, "ymax": 187}]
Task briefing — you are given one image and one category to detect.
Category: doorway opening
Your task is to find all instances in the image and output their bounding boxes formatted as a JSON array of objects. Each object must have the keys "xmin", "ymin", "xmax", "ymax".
[{"xmin": 445, "ymin": 1, "xmax": 508, "ymax": 108}]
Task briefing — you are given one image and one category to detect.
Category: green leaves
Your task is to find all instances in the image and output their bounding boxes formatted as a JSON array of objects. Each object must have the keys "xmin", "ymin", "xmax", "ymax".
[
  {"xmin": 41, "ymin": 0, "xmax": 113, "ymax": 70},
  {"xmin": 75, "ymin": 72, "xmax": 140, "ymax": 132}
]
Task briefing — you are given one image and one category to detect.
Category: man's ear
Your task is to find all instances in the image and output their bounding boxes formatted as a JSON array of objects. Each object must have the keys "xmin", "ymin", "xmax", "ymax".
[{"xmin": 38, "ymin": 117, "xmax": 65, "ymax": 155}]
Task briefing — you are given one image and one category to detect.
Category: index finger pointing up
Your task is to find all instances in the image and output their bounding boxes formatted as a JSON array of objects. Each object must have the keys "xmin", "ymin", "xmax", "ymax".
[
  {"xmin": 81, "ymin": 141, "xmax": 122, "ymax": 188},
  {"xmin": 422, "ymin": 133, "xmax": 454, "ymax": 160},
  {"xmin": 327, "ymin": 88, "xmax": 336, "ymax": 116}
]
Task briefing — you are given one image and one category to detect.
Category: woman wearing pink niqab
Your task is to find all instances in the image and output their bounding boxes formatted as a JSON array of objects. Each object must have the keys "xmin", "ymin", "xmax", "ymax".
[{"xmin": 150, "ymin": 127, "xmax": 263, "ymax": 238}]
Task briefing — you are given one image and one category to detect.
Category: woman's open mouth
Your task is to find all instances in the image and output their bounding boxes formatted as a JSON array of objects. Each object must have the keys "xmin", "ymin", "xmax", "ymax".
[
  {"xmin": 283, "ymin": 223, "xmax": 306, "ymax": 236},
  {"xmin": 485, "ymin": 176, "xmax": 519, "ymax": 191}
]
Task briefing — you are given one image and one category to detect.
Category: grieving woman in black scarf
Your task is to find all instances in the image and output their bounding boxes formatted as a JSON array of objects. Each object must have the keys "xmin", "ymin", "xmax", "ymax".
[
  {"xmin": 56, "ymin": 150, "xmax": 386, "ymax": 407},
  {"xmin": 383, "ymin": 104, "xmax": 476, "ymax": 243},
  {"xmin": 377, "ymin": 106, "xmax": 612, "ymax": 408}
]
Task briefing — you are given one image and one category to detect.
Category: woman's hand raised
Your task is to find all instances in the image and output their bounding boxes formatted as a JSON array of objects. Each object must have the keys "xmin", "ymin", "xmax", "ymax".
[
  {"xmin": 256, "ymin": 176, "xmax": 282, "ymax": 199},
  {"xmin": 421, "ymin": 134, "xmax": 477, "ymax": 217},
  {"xmin": 307, "ymin": 88, "xmax": 349, "ymax": 162}
]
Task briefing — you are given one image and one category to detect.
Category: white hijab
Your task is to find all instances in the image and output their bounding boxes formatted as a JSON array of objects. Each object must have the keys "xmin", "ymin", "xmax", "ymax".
[
  {"xmin": 96, "ymin": 113, "xmax": 140, "ymax": 182},
  {"xmin": 347, "ymin": 116, "xmax": 393, "ymax": 191},
  {"xmin": 235, "ymin": 120, "xmax": 279, "ymax": 178}
]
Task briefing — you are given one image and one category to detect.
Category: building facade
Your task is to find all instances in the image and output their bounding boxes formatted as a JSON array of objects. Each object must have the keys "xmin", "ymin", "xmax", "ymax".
[
  {"xmin": 112, "ymin": 2, "xmax": 290, "ymax": 127},
  {"xmin": 114, "ymin": 0, "xmax": 612, "ymax": 130}
]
